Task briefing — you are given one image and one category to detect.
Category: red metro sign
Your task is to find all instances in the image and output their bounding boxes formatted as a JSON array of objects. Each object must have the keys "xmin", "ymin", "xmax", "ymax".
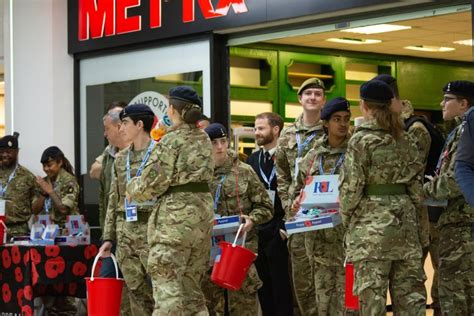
[{"xmin": 78, "ymin": 0, "xmax": 249, "ymax": 41}]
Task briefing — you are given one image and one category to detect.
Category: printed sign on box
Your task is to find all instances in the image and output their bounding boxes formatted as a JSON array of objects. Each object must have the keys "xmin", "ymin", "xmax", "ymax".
[
  {"xmin": 300, "ymin": 175, "xmax": 340, "ymax": 209},
  {"xmin": 285, "ymin": 212, "xmax": 341, "ymax": 235},
  {"xmin": 212, "ymin": 215, "xmax": 240, "ymax": 236}
]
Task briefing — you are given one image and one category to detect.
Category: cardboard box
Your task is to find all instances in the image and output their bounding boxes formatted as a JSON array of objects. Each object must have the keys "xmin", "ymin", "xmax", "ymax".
[
  {"xmin": 285, "ymin": 212, "xmax": 341, "ymax": 235},
  {"xmin": 212, "ymin": 215, "xmax": 240, "ymax": 236},
  {"xmin": 33, "ymin": 215, "xmax": 52, "ymax": 227},
  {"xmin": 299, "ymin": 175, "xmax": 340, "ymax": 209},
  {"xmin": 55, "ymin": 234, "xmax": 91, "ymax": 246}
]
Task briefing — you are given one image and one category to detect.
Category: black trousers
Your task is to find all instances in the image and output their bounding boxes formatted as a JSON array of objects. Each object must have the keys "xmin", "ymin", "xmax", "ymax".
[{"xmin": 255, "ymin": 221, "xmax": 294, "ymax": 316}]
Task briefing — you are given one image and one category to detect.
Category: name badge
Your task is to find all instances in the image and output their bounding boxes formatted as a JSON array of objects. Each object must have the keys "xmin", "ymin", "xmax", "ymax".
[
  {"xmin": 0, "ymin": 199, "xmax": 5, "ymax": 216},
  {"xmin": 125, "ymin": 200, "xmax": 138, "ymax": 222},
  {"xmin": 294, "ymin": 157, "xmax": 302, "ymax": 181},
  {"xmin": 266, "ymin": 190, "xmax": 276, "ymax": 206}
]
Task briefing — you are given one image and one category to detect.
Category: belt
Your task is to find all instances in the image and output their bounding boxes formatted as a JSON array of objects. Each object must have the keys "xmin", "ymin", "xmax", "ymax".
[
  {"xmin": 364, "ymin": 184, "xmax": 407, "ymax": 195},
  {"xmin": 167, "ymin": 182, "xmax": 210, "ymax": 194}
]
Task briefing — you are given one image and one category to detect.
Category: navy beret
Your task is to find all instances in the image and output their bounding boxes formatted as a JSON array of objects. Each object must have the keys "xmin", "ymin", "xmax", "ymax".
[
  {"xmin": 360, "ymin": 80, "xmax": 394, "ymax": 103},
  {"xmin": 0, "ymin": 135, "xmax": 18, "ymax": 149},
  {"xmin": 169, "ymin": 86, "xmax": 202, "ymax": 106},
  {"xmin": 205, "ymin": 123, "xmax": 228, "ymax": 141},
  {"xmin": 321, "ymin": 97, "xmax": 351, "ymax": 120},
  {"xmin": 372, "ymin": 74, "xmax": 396, "ymax": 86},
  {"xmin": 120, "ymin": 103, "xmax": 154, "ymax": 120},
  {"xmin": 443, "ymin": 80, "xmax": 474, "ymax": 99}
]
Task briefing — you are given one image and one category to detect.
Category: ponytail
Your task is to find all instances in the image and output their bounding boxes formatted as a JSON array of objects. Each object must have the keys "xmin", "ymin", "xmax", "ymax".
[
  {"xmin": 365, "ymin": 101, "xmax": 404, "ymax": 139},
  {"xmin": 170, "ymin": 99, "xmax": 202, "ymax": 125}
]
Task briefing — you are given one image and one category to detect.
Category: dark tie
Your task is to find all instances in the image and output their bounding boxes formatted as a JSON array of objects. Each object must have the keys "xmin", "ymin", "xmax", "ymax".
[{"xmin": 264, "ymin": 151, "xmax": 271, "ymax": 163}]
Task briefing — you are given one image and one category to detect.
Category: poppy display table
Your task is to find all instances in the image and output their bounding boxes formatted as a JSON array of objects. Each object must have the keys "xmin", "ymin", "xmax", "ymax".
[{"xmin": 0, "ymin": 244, "xmax": 99, "ymax": 315}]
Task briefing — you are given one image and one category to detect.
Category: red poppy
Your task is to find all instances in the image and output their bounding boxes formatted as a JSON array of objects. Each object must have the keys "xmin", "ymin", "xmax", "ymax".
[
  {"xmin": 84, "ymin": 244, "xmax": 98, "ymax": 260},
  {"xmin": 2, "ymin": 283, "xmax": 11, "ymax": 303},
  {"xmin": 68, "ymin": 282, "xmax": 77, "ymax": 296},
  {"xmin": 45, "ymin": 245, "xmax": 60, "ymax": 257},
  {"xmin": 23, "ymin": 251, "xmax": 29, "ymax": 265},
  {"xmin": 72, "ymin": 262, "xmax": 87, "ymax": 277},
  {"xmin": 2, "ymin": 249, "xmax": 11, "ymax": 269},
  {"xmin": 16, "ymin": 288, "xmax": 23, "ymax": 307},
  {"xmin": 23, "ymin": 285, "xmax": 32, "ymax": 301},
  {"xmin": 14, "ymin": 267, "xmax": 23, "ymax": 283},
  {"xmin": 304, "ymin": 220, "xmax": 313, "ymax": 228},
  {"xmin": 21, "ymin": 304, "xmax": 33, "ymax": 316},
  {"xmin": 11, "ymin": 246, "xmax": 21, "ymax": 264},
  {"xmin": 53, "ymin": 283, "xmax": 64, "ymax": 293},
  {"xmin": 31, "ymin": 264, "xmax": 39, "ymax": 286},
  {"xmin": 45, "ymin": 257, "xmax": 66, "ymax": 279},
  {"xmin": 30, "ymin": 248, "xmax": 41, "ymax": 264}
]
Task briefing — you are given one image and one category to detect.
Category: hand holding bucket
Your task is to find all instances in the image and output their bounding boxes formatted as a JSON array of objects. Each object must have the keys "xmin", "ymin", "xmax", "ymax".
[
  {"xmin": 86, "ymin": 250, "xmax": 124, "ymax": 316},
  {"xmin": 211, "ymin": 223, "xmax": 257, "ymax": 291}
]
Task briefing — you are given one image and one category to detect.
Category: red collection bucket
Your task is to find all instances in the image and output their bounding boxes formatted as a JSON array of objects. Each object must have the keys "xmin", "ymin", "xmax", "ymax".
[
  {"xmin": 86, "ymin": 251, "xmax": 124, "ymax": 316},
  {"xmin": 0, "ymin": 219, "xmax": 7, "ymax": 245},
  {"xmin": 211, "ymin": 224, "xmax": 257, "ymax": 291},
  {"xmin": 345, "ymin": 262, "xmax": 359, "ymax": 310}
]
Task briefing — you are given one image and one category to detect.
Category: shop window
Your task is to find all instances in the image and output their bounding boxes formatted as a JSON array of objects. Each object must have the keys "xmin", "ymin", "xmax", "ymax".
[
  {"xmin": 287, "ymin": 62, "xmax": 335, "ymax": 91},
  {"xmin": 285, "ymin": 102, "xmax": 302, "ymax": 120},
  {"xmin": 230, "ymin": 56, "xmax": 271, "ymax": 88}
]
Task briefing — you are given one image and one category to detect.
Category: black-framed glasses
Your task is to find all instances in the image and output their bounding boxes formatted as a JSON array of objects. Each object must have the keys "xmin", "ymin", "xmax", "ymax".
[{"xmin": 442, "ymin": 96, "xmax": 460, "ymax": 103}]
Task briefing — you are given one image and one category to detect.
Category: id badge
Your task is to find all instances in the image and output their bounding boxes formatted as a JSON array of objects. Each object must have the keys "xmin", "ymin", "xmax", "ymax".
[
  {"xmin": 0, "ymin": 199, "xmax": 5, "ymax": 216},
  {"xmin": 294, "ymin": 157, "xmax": 302, "ymax": 181},
  {"xmin": 125, "ymin": 200, "xmax": 138, "ymax": 222},
  {"xmin": 266, "ymin": 190, "xmax": 276, "ymax": 206}
]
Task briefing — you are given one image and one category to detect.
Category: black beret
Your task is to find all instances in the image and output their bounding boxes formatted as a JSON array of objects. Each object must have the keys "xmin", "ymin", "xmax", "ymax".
[
  {"xmin": 297, "ymin": 78, "xmax": 326, "ymax": 95},
  {"xmin": 360, "ymin": 80, "xmax": 394, "ymax": 103},
  {"xmin": 321, "ymin": 97, "xmax": 351, "ymax": 120},
  {"xmin": 205, "ymin": 123, "xmax": 228, "ymax": 141},
  {"xmin": 443, "ymin": 80, "xmax": 474, "ymax": 99},
  {"xmin": 169, "ymin": 86, "xmax": 202, "ymax": 106},
  {"xmin": 120, "ymin": 103, "xmax": 154, "ymax": 120},
  {"xmin": 372, "ymin": 74, "xmax": 396, "ymax": 86},
  {"xmin": 0, "ymin": 135, "xmax": 18, "ymax": 149}
]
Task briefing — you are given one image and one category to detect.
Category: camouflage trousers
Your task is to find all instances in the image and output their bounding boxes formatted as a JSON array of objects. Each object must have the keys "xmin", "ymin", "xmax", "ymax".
[
  {"xmin": 42, "ymin": 296, "xmax": 76, "ymax": 315},
  {"xmin": 422, "ymin": 222, "xmax": 440, "ymax": 311},
  {"xmin": 147, "ymin": 195, "xmax": 214, "ymax": 316},
  {"xmin": 115, "ymin": 215, "xmax": 154, "ymax": 316},
  {"xmin": 288, "ymin": 233, "xmax": 317, "ymax": 316},
  {"xmin": 312, "ymin": 263, "xmax": 345, "ymax": 315},
  {"xmin": 202, "ymin": 264, "xmax": 261, "ymax": 315},
  {"xmin": 438, "ymin": 225, "xmax": 474, "ymax": 315},
  {"xmin": 353, "ymin": 258, "xmax": 426, "ymax": 316}
]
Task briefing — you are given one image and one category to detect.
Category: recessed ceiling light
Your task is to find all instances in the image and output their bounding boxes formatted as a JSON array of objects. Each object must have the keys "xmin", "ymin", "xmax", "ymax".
[
  {"xmin": 341, "ymin": 24, "xmax": 412, "ymax": 35},
  {"xmin": 453, "ymin": 39, "xmax": 473, "ymax": 46},
  {"xmin": 326, "ymin": 37, "xmax": 382, "ymax": 45},
  {"xmin": 404, "ymin": 45, "xmax": 455, "ymax": 52}
]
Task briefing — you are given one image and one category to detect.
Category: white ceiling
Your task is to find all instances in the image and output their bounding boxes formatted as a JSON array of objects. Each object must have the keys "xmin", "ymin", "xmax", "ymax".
[{"xmin": 266, "ymin": 11, "xmax": 473, "ymax": 62}]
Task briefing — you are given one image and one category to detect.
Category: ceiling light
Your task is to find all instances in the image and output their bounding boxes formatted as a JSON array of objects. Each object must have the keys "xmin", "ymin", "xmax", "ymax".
[
  {"xmin": 341, "ymin": 24, "xmax": 411, "ymax": 35},
  {"xmin": 453, "ymin": 39, "xmax": 473, "ymax": 46},
  {"xmin": 326, "ymin": 37, "xmax": 382, "ymax": 45},
  {"xmin": 404, "ymin": 45, "xmax": 455, "ymax": 52}
]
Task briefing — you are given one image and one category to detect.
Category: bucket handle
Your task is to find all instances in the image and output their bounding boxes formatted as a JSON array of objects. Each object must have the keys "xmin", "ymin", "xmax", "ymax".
[
  {"xmin": 232, "ymin": 223, "xmax": 247, "ymax": 248},
  {"xmin": 90, "ymin": 250, "xmax": 119, "ymax": 281}
]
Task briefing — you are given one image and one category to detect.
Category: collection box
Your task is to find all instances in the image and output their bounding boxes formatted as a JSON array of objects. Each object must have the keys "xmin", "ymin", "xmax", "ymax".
[
  {"xmin": 212, "ymin": 215, "xmax": 240, "ymax": 236},
  {"xmin": 285, "ymin": 211, "xmax": 341, "ymax": 235},
  {"xmin": 299, "ymin": 175, "xmax": 340, "ymax": 210}
]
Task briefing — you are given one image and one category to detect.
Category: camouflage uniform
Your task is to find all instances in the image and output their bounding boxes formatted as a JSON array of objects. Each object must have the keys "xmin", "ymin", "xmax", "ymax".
[
  {"xmin": 0, "ymin": 164, "xmax": 38, "ymax": 236},
  {"xmin": 275, "ymin": 113, "xmax": 324, "ymax": 316},
  {"xmin": 103, "ymin": 142, "xmax": 154, "ymax": 316},
  {"xmin": 293, "ymin": 135, "xmax": 348, "ymax": 315},
  {"xmin": 126, "ymin": 124, "xmax": 215, "ymax": 316},
  {"xmin": 423, "ymin": 118, "xmax": 474, "ymax": 316},
  {"xmin": 39, "ymin": 168, "xmax": 80, "ymax": 227},
  {"xmin": 202, "ymin": 150, "xmax": 273, "ymax": 316},
  {"xmin": 98, "ymin": 145, "xmax": 117, "ymax": 232},
  {"xmin": 339, "ymin": 119, "xmax": 426, "ymax": 315}
]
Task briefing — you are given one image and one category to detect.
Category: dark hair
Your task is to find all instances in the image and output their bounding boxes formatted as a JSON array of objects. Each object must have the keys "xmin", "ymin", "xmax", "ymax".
[
  {"xmin": 364, "ymin": 100, "xmax": 404, "ymax": 140},
  {"xmin": 128, "ymin": 114, "xmax": 155, "ymax": 133},
  {"xmin": 170, "ymin": 99, "xmax": 202, "ymax": 124},
  {"xmin": 106, "ymin": 101, "xmax": 127, "ymax": 112},
  {"xmin": 255, "ymin": 112, "xmax": 284, "ymax": 135},
  {"xmin": 40, "ymin": 146, "xmax": 75, "ymax": 176}
]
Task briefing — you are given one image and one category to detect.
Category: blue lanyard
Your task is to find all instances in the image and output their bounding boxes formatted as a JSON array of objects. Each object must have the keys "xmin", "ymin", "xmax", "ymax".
[
  {"xmin": 213, "ymin": 176, "xmax": 226, "ymax": 212},
  {"xmin": 435, "ymin": 129, "xmax": 457, "ymax": 175},
  {"xmin": 318, "ymin": 153, "xmax": 345, "ymax": 175},
  {"xmin": 0, "ymin": 165, "xmax": 18, "ymax": 198},
  {"xmin": 126, "ymin": 140, "xmax": 155, "ymax": 182},
  {"xmin": 296, "ymin": 132, "xmax": 317, "ymax": 158},
  {"xmin": 43, "ymin": 181, "xmax": 57, "ymax": 213},
  {"xmin": 258, "ymin": 151, "xmax": 276, "ymax": 189}
]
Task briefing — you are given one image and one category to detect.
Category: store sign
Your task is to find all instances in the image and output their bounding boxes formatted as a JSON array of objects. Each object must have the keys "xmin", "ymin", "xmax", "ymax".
[{"xmin": 128, "ymin": 91, "xmax": 171, "ymax": 126}]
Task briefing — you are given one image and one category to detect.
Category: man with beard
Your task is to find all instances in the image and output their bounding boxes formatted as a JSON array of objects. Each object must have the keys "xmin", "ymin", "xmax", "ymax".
[
  {"xmin": 247, "ymin": 112, "xmax": 293, "ymax": 316},
  {"xmin": 0, "ymin": 133, "xmax": 38, "ymax": 237}
]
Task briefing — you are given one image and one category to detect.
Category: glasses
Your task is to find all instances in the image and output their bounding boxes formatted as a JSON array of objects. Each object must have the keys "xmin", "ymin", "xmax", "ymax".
[{"xmin": 442, "ymin": 96, "xmax": 459, "ymax": 103}]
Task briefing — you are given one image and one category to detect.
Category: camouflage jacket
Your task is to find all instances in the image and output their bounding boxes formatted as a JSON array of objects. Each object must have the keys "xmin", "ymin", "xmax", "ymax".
[
  {"xmin": 275, "ymin": 113, "xmax": 325, "ymax": 218},
  {"xmin": 40, "ymin": 168, "xmax": 80, "ymax": 227},
  {"xmin": 0, "ymin": 164, "xmax": 38, "ymax": 235},
  {"xmin": 339, "ymin": 119, "xmax": 424, "ymax": 261},
  {"xmin": 103, "ymin": 139, "xmax": 157, "ymax": 242},
  {"xmin": 423, "ymin": 119, "xmax": 474, "ymax": 227},
  {"xmin": 210, "ymin": 150, "xmax": 273, "ymax": 252},
  {"xmin": 295, "ymin": 135, "xmax": 348, "ymax": 266},
  {"xmin": 99, "ymin": 145, "xmax": 118, "ymax": 232}
]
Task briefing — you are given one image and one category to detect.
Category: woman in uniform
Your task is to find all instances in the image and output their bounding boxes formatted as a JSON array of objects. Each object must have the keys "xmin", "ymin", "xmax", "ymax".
[
  {"xmin": 339, "ymin": 80, "xmax": 426, "ymax": 315},
  {"xmin": 126, "ymin": 86, "xmax": 214, "ymax": 316},
  {"xmin": 292, "ymin": 97, "xmax": 351, "ymax": 315}
]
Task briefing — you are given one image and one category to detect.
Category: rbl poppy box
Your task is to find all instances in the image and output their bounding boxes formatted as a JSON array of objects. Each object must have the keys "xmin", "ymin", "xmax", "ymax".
[
  {"xmin": 285, "ymin": 212, "xmax": 341, "ymax": 235},
  {"xmin": 212, "ymin": 215, "xmax": 240, "ymax": 236},
  {"xmin": 300, "ymin": 175, "xmax": 340, "ymax": 209}
]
